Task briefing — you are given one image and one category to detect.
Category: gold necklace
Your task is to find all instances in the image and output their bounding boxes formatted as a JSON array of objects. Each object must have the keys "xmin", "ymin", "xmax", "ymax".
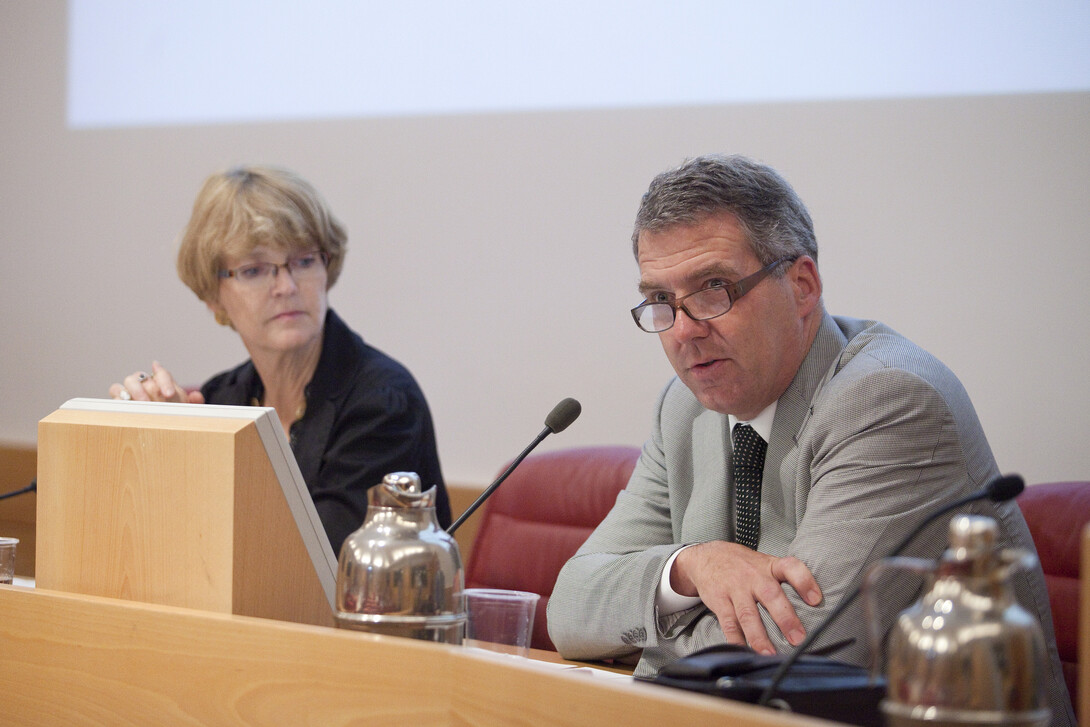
[{"xmin": 251, "ymin": 396, "xmax": 307, "ymax": 423}]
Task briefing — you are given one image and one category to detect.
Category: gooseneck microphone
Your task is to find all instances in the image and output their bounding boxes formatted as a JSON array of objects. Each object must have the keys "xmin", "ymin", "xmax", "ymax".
[
  {"xmin": 0, "ymin": 479, "xmax": 36, "ymax": 502},
  {"xmin": 756, "ymin": 473, "xmax": 1026, "ymax": 707},
  {"xmin": 446, "ymin": 397, "xmax": 581, "ymax": 535}
]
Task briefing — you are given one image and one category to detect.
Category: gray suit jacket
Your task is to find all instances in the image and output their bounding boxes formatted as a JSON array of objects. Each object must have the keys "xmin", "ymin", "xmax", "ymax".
[{"xmin": 548, "ymin": 313, "xmax": 1073, "ymax": 725}]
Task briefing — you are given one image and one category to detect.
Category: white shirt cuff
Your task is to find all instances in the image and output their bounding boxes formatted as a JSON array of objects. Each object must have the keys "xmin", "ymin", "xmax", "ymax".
[{"xmin": 656, "ymin": 545, "xmax": 704, "ymax": 615}]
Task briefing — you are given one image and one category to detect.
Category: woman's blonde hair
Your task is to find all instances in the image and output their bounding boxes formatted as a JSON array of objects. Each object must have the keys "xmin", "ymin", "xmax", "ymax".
[{"xmin": 176, "ymin": 166, "xmax": 347, "ymax": 303}]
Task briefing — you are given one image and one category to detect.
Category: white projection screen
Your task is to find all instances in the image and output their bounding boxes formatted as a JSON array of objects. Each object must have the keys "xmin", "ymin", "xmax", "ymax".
[
  {"xmin": 1, "ymin": 1, "xmax": 1088, "ymax": 488},
  {"xmin": 69, "ymin": 1, "xmax": 1089, "ymax": 127}
]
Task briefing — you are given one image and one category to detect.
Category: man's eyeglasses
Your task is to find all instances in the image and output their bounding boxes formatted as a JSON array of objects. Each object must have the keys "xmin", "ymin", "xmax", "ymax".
[
  {"xmin": 630, "ymin": 257, "xmax": 793, "ymax": 333},
  {"xmin": 218, "ymin": 251, "xmax": 329, "ymax": 287}
]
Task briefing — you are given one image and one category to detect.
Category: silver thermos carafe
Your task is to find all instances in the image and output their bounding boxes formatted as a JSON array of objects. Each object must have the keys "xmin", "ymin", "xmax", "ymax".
[
  {"xmin": 334, "ymin": 472, "xmax": 466, "ymax": 643},
  {"xmin": 870, "ymin": 514, "xmax": 1050, "ymax": 727}
]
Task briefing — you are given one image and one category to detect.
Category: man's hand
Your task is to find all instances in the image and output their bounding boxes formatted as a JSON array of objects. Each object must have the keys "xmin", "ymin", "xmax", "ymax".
[{"xmin": 672, "ymin": 541, "xmax": 822, "ymax": 655}]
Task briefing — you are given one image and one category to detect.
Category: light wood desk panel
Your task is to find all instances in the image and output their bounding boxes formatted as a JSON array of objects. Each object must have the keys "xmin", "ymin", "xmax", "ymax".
[{"xmin": 0, "ymin": 585, "xmax": 833, "ymax": 727}]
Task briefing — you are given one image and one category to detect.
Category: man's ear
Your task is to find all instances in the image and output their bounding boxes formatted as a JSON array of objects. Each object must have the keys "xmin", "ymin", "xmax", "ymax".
[{"xmin": 790, "ymin": 256, "xmax": 822, "ymax": 315}]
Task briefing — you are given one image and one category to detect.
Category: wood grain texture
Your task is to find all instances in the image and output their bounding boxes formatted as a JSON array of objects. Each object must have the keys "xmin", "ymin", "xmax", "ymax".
[
  {"xmin": 36, "ymin": 409, "xmax": 332, "ymax": 627},
  {"xmin": 0, "ymin": 587, "xmax": 446, "ymax": 726},
  {"xmin": 0, "ymin": 586, "xmax": 821, "ymax": 727}
]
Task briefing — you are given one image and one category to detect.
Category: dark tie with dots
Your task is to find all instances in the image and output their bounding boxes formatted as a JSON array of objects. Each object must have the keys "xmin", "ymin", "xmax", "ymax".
[{"xmin": 732, "ymin": 423, "xmax": 766, "ymax": 550}]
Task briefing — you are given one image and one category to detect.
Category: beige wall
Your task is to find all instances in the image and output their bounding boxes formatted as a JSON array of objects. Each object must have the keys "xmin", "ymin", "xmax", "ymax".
[{"xmin": 2, "ymin": 2, "xmax": 1088, "ymax": 488}]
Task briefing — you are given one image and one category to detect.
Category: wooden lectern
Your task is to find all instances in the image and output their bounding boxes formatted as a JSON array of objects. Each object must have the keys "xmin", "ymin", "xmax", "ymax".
[{"xmin": 36, "ymin": 398, "xmax": 337, "ymax": 627}]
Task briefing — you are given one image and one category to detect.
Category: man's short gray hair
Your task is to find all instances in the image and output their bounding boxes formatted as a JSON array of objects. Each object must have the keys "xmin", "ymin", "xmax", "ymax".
[{"xmin": 632, "ymin": 154, "xmax": 818, "ymax": 267}]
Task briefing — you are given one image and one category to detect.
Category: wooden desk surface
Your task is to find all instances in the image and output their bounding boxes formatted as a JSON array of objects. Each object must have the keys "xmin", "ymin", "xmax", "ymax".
[{"xmin": 0, "ymin": 585, "xmax": 832, "ymax": 727}]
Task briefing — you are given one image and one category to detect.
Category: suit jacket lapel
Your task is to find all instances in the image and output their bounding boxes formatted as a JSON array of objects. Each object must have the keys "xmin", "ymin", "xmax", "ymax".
[
  {"xmin": 687, "ymin": 407, "xmax": 732, "ymax": 542},
  {"xmin": 677, "ymin": 313, "xmax": 849, "ymax": 548},
  {"xmin": 765, "ymin": 313, "xmax": 848, "ymax": 542}
]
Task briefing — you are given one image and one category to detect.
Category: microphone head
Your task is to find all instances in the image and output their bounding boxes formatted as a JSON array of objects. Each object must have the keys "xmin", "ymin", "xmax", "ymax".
[
  {"xmin": 544, "ymin": 397, "xmax": 581, "ymax": 433},
  {"xmin": 986, "ymin": 473, "xmax": 1025, "ymax": 502}
]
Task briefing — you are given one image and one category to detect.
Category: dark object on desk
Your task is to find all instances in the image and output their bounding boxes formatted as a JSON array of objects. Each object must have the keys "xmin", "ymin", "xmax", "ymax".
[
  {"xmin": 647, "ymin": 643, "xmax": 885, "ymax": 727},
  {"xmin": 745, "ymin": 473, "xmax": 1026, "ymax": 710}
]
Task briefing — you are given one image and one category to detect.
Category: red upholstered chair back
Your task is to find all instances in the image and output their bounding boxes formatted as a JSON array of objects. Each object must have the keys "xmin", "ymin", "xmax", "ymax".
[
  {"xmin": 464, "ymin": 445, "xmax": 641, "ymax": 651},
  {"xmin": 1017, "ymin": 480, "xmax": 1090, "ymax": 711}
]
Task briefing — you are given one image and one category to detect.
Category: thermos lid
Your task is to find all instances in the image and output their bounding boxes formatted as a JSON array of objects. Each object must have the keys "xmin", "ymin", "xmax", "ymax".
[
  {"xmin": 946, "ymin": 514, "xmax": 997, "ymax": 562},
  {"xmin": 368, "ymin": 471, "xmax": 437, "ymax": 509}
]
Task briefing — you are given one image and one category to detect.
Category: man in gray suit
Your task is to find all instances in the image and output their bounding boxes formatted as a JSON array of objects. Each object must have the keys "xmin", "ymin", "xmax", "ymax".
[{"xmin": 547, "ymin": 154, "xmax": 1073, "ymax": 725}]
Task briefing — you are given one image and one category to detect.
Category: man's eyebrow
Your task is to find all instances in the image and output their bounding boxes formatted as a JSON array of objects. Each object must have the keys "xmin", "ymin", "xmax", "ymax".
[{"xmin": 637, "ymin": 263, "xmax": 742, "ymax": 296}]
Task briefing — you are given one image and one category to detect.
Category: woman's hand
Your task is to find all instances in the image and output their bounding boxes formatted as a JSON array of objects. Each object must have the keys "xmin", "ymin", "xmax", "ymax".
[{"xmin": 109, "ymin": 361, "xmax": 205, "ymax": 404}]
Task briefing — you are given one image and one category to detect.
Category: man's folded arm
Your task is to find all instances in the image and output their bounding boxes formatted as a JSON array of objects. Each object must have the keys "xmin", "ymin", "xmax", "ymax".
[
  {"xmin": 547, "ymin": 430, "xmax": 683, "ymax": 660},
  {"xmin": 753, "ymin": 366, "xmax": 976, "ymax": 662}
]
